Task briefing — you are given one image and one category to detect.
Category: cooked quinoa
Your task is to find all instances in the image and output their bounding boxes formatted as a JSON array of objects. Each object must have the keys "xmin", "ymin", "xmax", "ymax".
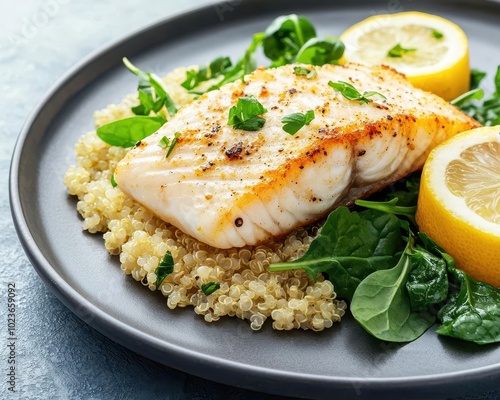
[{"xmin": 63, "ymin": 66, "xmax": 347, "ymax": 331}]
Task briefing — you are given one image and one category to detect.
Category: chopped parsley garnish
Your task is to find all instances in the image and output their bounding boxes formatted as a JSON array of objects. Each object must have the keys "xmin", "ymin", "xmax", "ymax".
[
  {"xmin": 158, "ymin": 136, "xmax": 170, "ymax": 148},
  {"xmin": 431, "ymin": 29, "xmax": 444, "ymax": 39},
  {"xmin": 158, "ymin": 132, "xmax": 181, "ymax": 158},
  {"xmin": 293, "ymin": 66, "xmax": 317, "ymax": 79},
  {"xmin": 328, "ymin": 81, "xmax": 386, "ymax": 105},
  {"xmin": 281, "ymin": 110, "xmax": 315, "ymax": 135},
  {"xmin": 201, "ymin": 282, "xmax": 221, "ymax": 296},
  {"xmin": 387, "ymin": 43, "xmax": 417, "ymax": 58},
  {"xmin": 110, "ymin": 173, "xmax": 117, "ymax": 188},
  {"xmin": 155, "ymin": 251, "xmax": 174, "ymax": 288},
  {"xmin": 227, "ymin": 96, "xmax": 268, "ymax": 131}
]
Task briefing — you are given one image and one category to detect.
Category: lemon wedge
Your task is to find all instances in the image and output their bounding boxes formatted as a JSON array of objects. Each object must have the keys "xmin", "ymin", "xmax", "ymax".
[
  {"xmin": 340, "ymin": 12, "xmax": 470, "ymax": 101},
  {"xmin": 416, "ymin": 126, "xmax": 500, "ymax": 287}
]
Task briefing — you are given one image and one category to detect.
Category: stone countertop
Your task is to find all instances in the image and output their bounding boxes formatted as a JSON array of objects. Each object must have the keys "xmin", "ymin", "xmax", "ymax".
[{"xmin": 1, "ymin": 1, "xmax": 498, "ymax": 399}]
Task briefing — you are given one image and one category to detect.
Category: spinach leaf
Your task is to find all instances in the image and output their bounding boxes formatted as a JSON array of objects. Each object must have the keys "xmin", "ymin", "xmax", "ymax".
[
  {"xmin": 351, "ymin": 234, "xmax": 436, "ymax": 342},
  {"xmin": 96, "ymin": 115, "xmax": 166, "ymax": 147},
  {"xmin": 436, "ymin": 267, "xmax": 500, "ymax": 345},
  {"xmin": 263, "ymin": 14, "xmax": 316, "ymax": 66},
  {"xmin": 355, "ymin": 198, "xmax": 417, "ymax": 226},
  {"xmin": 295, "ymin": 38, "xmax": 345, "ymax": 65},
  {"xmin": 406, "ymin": 244, "xmax": 448, "ymax": 311},
  {"xmin": 268, "ymin": 207, "xmax": 405, "ymax": 301},
  {"xmin": 201, "ymin": 282, "xmax": 221, "ymax": 296},
  {"xmin": 155, "ymin": 251, "xmax": 174, "ymax": 288}
]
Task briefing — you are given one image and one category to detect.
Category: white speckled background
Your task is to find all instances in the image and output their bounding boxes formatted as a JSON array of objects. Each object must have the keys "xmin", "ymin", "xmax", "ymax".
[{"xmin": 2, "ymin": 1, "xmax": 499, "ymax": 399}]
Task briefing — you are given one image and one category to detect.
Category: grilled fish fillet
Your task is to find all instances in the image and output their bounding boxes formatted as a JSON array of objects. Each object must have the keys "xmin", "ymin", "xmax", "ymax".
[{"xmin": 114, "ymin": 63, "xmax": 480, "ymax": 249}]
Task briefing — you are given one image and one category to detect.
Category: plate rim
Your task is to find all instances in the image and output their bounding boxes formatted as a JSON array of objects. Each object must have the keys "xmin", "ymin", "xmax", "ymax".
[{"xmin": 9, "ymin": 0, "xmax": 500, "ymax": 398}]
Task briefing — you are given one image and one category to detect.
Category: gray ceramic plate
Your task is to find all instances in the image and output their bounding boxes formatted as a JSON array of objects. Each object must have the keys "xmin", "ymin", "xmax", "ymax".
[{"xmin": 10, "ymin": 0, "xmax": 500, "ymax": 398}]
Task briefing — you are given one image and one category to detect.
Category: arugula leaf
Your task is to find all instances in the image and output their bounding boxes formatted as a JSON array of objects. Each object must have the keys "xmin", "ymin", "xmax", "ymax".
[
  {"xmin": 96, "ymin": 115, "xmax": 166, "ymax": 147},
  {"xmin": 351, "ymin": 234, "xmax": 437, "ymax": 342},
  {"xmin": 294, "ymin": 37, "xmax": 345, "ymax": 66},
  {"xmin": 355, "ymin": 198, "xmax": 417, "ymax": 226},
  {"xmin": 329, "ymin": 81, "xmax": 386, "ymax": 104},
  {"xmin": 387, "ymin": 44, "xmax": 417, "ymax": 58},
  {"xmin": 201, "ymin": 282, "xmax": 221, "ymax": 296},
  {"xmin": 281, "ymin": 110, "xmax": 315, "ymax": 135},
  {"xmin": 155, "ymin": 251, "xmax": 174, "ymax": 288},
  {"xmin": 263, "ymin": 14, "xmax": 317, "ymax": 66},
  {"xmin": 181, "ymin": 56, "xmax": 232, "ymax": 90},
  {"xmin": 268, "ymin": 207, "xmax": 405, "ymax": 301},
  {"xmin": 227, "ymin": 96, "xmax": 267, "ymax": 131},
  {"xmin": 436, "ymin": 266, "xmax": 500, "ymax": 344}
]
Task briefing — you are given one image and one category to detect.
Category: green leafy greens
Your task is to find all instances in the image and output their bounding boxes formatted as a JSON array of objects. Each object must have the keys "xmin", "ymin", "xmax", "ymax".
[
  {"xmin": 96, "ymin": 115, "xmax": 166, "ymax": 147},
  {"xmin": 293, "ymin": 66, "xmax": 317, "ymax": 79},
  {"xmin": 95, "ymin": 58, "xmax": 183, "ymax": 147},
  {"xmin": 281, "ymin": 110, "xmax": 315, "ymax": 135},
  {"xmin": 158, "ymin": 132, "xmax": 181, "ymax": 158},
  {"xmin": 270, "ymin": 172, "xmax": 500, "ymax": 344},
  {"xmin": 431, "ymin": 29, "xmax": 444, "ymax": 39},
  {"xmin": 227, "ymin": 96, "xmax": 268, "ymax": 131},
  {"xmin": 184, "ymin": 14, "xmax": 344, "ymax": 94},
  {"xmin": 328, "ymin": 81, "xmax": 386, "ymax": 105},
  {"xmin": 350, "ymin": 232, "xmax": 439, "ymax": 342},
  {"xmin": 268, "ymin": 207, "xmax": 405, "ymax": 301},
  {"xmin": 155, "ymin": 251, "xmax": 175, "ymax": 288},
  {"xmin": 436, "ymin": 266, "xmax": 500, "ymax": 344},
  {"xmin": 387, "ymin": 43, "xmax": 417, "ymax": 58},
  {"xmin": 201, "ymin": 282, "xmax": 221, "ymax": 296},
  {"xmin": 454, "ymin": 65, "xmax": 500, "ymax": 126},
  {"xmin": 181, "ymin": 56, "xmax": 232, "ymax": 91}
]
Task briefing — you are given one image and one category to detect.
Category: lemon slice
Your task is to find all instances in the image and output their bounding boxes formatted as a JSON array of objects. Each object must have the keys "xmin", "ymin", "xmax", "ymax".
[
  {"xmin": 340, "ymin": 12, "xmax": 470, "ymax": 101},
  {"xmin": 416, "ymin": 126, "xmax": 500, "ymax": 287}
]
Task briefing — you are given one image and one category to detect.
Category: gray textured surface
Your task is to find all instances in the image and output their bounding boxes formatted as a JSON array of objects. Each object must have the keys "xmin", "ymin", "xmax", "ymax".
[
  {"xmin": 1, "ymin": 1, "xmax": 277, "ymax": 399},
  {"xmin": 2, "ymin": 1, "xmax": 500, "ymax": 399}
]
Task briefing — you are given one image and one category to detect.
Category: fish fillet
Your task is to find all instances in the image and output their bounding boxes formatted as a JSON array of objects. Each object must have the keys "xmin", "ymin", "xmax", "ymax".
[{"xmin": 114, "ymin": 63, "xmax": 480, "ymax": 249}]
